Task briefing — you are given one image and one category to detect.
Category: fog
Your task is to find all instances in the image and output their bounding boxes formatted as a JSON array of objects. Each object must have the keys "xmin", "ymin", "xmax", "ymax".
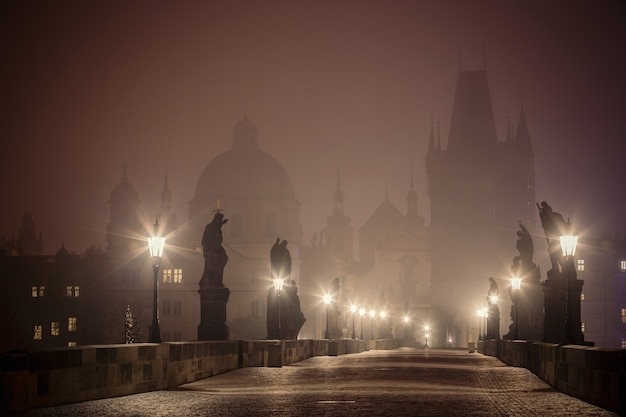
[{"xmin": 1, "ymin": 0, "xmax": 625, "ymax": 254}]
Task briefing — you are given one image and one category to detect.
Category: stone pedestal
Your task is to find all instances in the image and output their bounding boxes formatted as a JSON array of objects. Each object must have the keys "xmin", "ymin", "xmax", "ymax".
[
  {"xmin": 542, "ymin": 270, "xmax": 565, "ymax": 343},
  {"xmin": 486, "ymin": 305, "xmax": 500, "ymax": 340},
  {"xmin": 198, "ymin": 284, "xmax": 230, "ymax": 340}
]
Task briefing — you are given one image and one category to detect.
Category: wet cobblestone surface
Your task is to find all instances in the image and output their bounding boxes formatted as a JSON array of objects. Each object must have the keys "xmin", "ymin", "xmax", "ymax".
[{"xmin": 28, "ymin": 348, "xmax": 618, "ymax": 416}]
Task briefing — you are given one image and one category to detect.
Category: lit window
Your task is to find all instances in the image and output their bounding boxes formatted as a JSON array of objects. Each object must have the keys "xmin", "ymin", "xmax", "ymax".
[
  {"xmin": 68, "ymin": 341, "xmax": 76, "ymax": 347},
  {"xmin": 32, "ymin": 286, "xmax": 38, "ymax": 297},
  {"xmin": 74, "ymin": 286, "xmax": 79, "ymax": 297},
  {"xmin": 38, "ymin": 286, "xmax": 45, "ymax": 297},
  {"xmin": 581, "ymin": 322, "xmax": 585, "ymax": 333},
  {"xmin": 581, "ymin": 293, "xmax": 585, "ymax": 301},
  {"xmin": 622, "ymin": 339, "xmax": 626, "ymax": 349},
  {"xmin": 66, "ymin": 285, "xmax": 79, "ymax": 297},
  {"xmin": 163, "ymin": 269, "xmax": 172, "ymax": 283},
  {"xmin": 577, "ymin": 259, "xmax": 585, "ymax": 272},
  {"xmin": 68, "ymin": 317, "xmax": 77, "ymax": 332},
  {"xmin": 33, "ymin": 325, "xmax": 42, "ymax": 340},
  {"xmin": 622, "ymin": 309, "xmax": 626, "ymax": 324},
  {"xmin": 621, "ymin": 260, "xmax": 626, "ymax": 272},
  {"xmin": 173, "ymin": 268, "xmax": 182, "ymax": 283},
  {"xmin": 51, "ymin": 322, "xmax": 60, "ymax": 336}
]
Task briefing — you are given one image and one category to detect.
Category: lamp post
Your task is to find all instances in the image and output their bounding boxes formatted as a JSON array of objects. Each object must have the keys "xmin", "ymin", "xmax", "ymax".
[
  {"xmin": 349, "ymin": 304, "xmax": 358, "ymax": 339},
  {"xmin": 510, "ymin": 277, "xmax": 522, "ymax": 340},
  {"xmin": 147, "ymin": 219, "xmax": 165, "ymax": 343},
  {"xmin": 477, "ymin": 306, "xmax": 488, "ymax": 341},
  {"xmin": 323, "ymin": 293, "xmax": 332, "ymax": 339},
  {"xmin": 358, "ymin": 307, "xmax": 365, "ymax": 340},
  {"xmin": 560, "ymin": 222, "xmax": 578, "ymax": 344},
  {"xmin": 402, "ymin": 315, "xmax": 410, "ymax": 340},
  {"xmin": 273, "ymin": 277, "xmax": 284, "ymax": 339},
  {"xmin": 369, "ymin": 309, "xmax": 376, "ymax": 339}
]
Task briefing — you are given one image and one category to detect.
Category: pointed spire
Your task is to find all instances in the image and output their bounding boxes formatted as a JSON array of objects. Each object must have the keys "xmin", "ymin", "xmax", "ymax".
[
  {"xmin": 327, "ymin": 163, "xmax": 350, "ymax": 227},
  {"xmin": 514, "ymin": 97, "xmax": 534, "ymax": 156},
  {"xmin": 406, "ymin": 166, "xmax": 424, "ymax": 230},
  {"xmin": 427, "ymin": 112, "xmax": 435, "ymax": 154},
  {"xmin": 506, "ymin": 111, "xmax": 512, "ymax": 142},
  {"xmin": 436, "ymin": 122, "xmax": 442, "ymax": 151},
  {"xmin": 161, "ymin": 167, "xmax": 171, "ymax": 210}
]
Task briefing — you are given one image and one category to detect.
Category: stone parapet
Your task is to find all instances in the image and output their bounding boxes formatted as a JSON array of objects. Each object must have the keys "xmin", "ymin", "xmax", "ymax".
[
  {"xmin": 479, "ymin": 339, "xmax": 625, "ymax": 414},
  {"xmin": 1, "ymin": 338, "xmax": 375, "ymax": 414}
]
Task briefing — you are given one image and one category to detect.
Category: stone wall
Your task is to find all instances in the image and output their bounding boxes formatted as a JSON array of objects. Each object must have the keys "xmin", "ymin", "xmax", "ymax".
[
  {"xmin": 479, "ymin": 339, "xmax": 626, "ymax": 415},
  {"xmin": 1, "ymin": 339, "xmax": 373, "ymax": 414}
]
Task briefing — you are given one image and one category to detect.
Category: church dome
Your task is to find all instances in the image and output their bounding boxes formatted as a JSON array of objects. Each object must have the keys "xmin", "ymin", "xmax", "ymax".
[{"xmin": 191, "ymin": 116, "xmax": 296, "ymax": 204}]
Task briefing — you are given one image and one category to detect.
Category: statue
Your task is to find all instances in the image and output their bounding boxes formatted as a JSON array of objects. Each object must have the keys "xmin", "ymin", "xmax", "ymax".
[
  {"xmin": 516, "ymin": 223, "xmax": 534, "ymax": 268},
  {"xmin": 270, "ymin": 238, "xmax": 291, "ymax": 279},
  {"xmin": 537, "ymin": 201, "xmax": 566, "ymax": 273},
  {"xmin": 267, "ymin": 239, "xmax": 305, "ymax": 339},
  {"xmin": 198, "ymin": 209, "xmax": 230, "ymax": 340},
  {"xmin": 488, "ymin": 277, "xmax": 499, "ymax": 299}
]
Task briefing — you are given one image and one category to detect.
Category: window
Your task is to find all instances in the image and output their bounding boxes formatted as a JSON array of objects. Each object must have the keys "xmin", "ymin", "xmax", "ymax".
[
  {"xmin": 622, "ymin": 309, "xmax": 626, "ymax": 324},
  {"xmin": 163, "ymin": 269, "xmax": 172, "ymax": 283},
  {"xmin": 32, "ymin": 286, "xmax": 38, "ymax": 297},
  {"xmin": 68, "ymin": 341, "xmax": 77, "ymax": 347},
  {"xmin": 33, "ymin": 325, "xmax": 42, "ymax": 340},
  {"xmin": 68, "ymin": 317, "xmax": 77, "ymax": 332},
  {"xmin": 39, "ymin": 286, "xmax": 45, "ymax": 297},
  {"xmin": 66, "ymin": 285, "xmax": 79, "ymax": 297},
  {"xmin": 581, "ymin": 293, "xmax": 585, "ymax": 301},
  {"xmin": 621, "ymin": 260, "xmax": 626, "ymax": 272},
  {"xmin": 173, "ymin": 269, "xmax": 182, "ymax": 283},
  {"xmin": 581, "ymin": 322, "xmax": 585, "ymax": 333},
  {"xmin": 577, "ymin": 259, "xmax": 585, "ymax": 272},
  {"xmin": 163, "ymin": 300, "xmax": 171, "ymax": 316},
  {"xmin": 621, "ymin": 339, "xmax": 626, "ymax": 350},
  {"xmin": 51, "ymin": 322, "xmax": 60, "ymax": 336}
]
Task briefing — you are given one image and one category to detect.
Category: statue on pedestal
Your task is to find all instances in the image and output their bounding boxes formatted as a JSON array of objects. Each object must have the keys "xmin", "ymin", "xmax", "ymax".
[
  {"xmin": 198, "ymin": 208, "xmax": 231, "ymax": 341},
  {"xmin": 267, "ymin": 238, "xmax": 305, "ymax": 339}
]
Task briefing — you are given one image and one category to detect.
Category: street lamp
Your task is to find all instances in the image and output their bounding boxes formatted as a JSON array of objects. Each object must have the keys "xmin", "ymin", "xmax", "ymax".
[
  {"xmin": 323, "ymin": 293, "xmax": 332, "ymax": 339},
  {"xmin": 402, "ymin": 315, "xmax": 411, "ymax": 340},
  {"xmin": 273, "ymin": 277, "xmax": 285, "ymax": 339},
  {"xmin": 510, "ymin": 276, "xmax": 522, "ymax": 340},
  {"xmin": 147, "ymin": 219, "xmax": 165, "ymax": 343},
  {"xmin": 369, "ymin": 309, "xmax": 376, "ymax": 339},
  {"xmin": 477, "ymin": 306, "xmax": 488, "ymax": 341},
  {"xmin": 358, "ymin": 307, "xmax": 366, "ymax": 340},
  {"xmin": 560, "ymin": 221, "xmax": 578, "ymax": 344},
  {"xmin": 349, "ymin": 304, "xmax": 358, "ymax": 339}
]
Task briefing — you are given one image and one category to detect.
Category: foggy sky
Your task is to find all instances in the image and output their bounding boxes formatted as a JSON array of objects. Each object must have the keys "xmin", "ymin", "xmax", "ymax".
[{"xmin": 1, "ymin": 0, "xmax": 625, "ymax": 254}]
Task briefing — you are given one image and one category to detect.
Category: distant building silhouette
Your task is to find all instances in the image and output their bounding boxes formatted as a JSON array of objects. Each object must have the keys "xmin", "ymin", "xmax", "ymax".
[{"xmin": 426, "ymin": 69, "xmax": 536, "ymax": 346}]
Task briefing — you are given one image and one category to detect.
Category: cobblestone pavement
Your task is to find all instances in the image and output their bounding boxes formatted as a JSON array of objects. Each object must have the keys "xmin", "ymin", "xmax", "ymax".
[{"xmin": 29, "ymin": 348, "xmax": 618, "ymax": 416}]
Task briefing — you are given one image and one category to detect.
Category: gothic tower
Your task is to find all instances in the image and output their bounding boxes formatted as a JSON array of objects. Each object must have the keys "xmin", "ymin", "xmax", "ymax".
[
  {"xmin": 426, "ymin": 69, "xmax": 536, "ymax": 345},
  {"xmin": 106, "ymin": 167, "xmax": 144, "ymax": 257},
  {"xmin": 322, "ymin": 166, "xmax": 354, "ymax": 262}
]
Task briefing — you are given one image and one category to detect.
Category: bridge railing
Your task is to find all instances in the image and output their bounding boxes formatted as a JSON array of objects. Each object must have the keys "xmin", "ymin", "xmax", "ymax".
[
  {"xmin": 478, "ymin": 339, "xmax": 626, "ymax": 415},
  {"xmin": 1, "ymin": 338, "xmax": 387, "ymax": 414}
]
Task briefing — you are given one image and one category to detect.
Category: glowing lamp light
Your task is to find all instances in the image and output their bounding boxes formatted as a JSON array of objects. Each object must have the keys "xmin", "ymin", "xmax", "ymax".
[
  {"xmin": 511, "ymin": 277, "xmax": 522, "ymax": 292},
  {"xmin": 369, "ymin": 309, "xmax": 376, "ymax": 319},
  {"xmin": 349, "ymin": 304, "xmax": 358, "ymax": 314},
  {"xmin": 148, "ymin": 232, "xmax": 165, "ymax": 258},
  {"xmin": 489, "ymin": 295, "xmax": 498, "ymax": 305},
  {"xmin": 403, "ymin": 315, "xmax": 411, "ymax": 324},
  {"xmin": 273, "ymin": 278, "xmax": 284, "ymax": 292},
  {"xmin": 323, "ymin": 293, "xmax": 332, "ymax": 305},
  {"xmin": 560, "ymin": 235, "xmax": 578, "ymax": 257}
]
